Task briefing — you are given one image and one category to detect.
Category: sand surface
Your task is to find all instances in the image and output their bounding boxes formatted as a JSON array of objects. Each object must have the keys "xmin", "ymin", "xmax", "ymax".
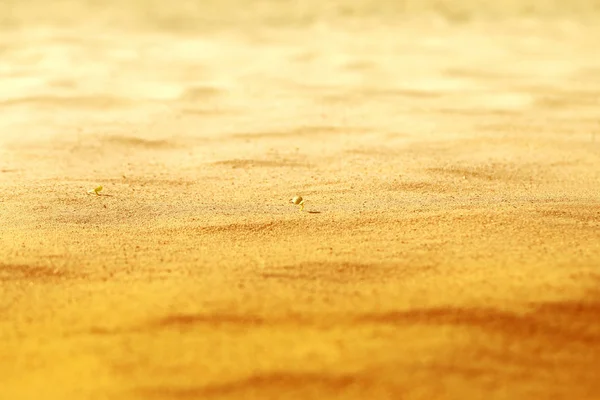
[{"xmin": 1, "ymin": 1, "xmax": 600, "ymax": 399}]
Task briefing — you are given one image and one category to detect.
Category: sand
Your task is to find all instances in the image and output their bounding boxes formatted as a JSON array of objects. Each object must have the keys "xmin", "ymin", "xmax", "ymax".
[{"xmin": 1, "ymin": 1, "xmax": 600, "ymax": 399}]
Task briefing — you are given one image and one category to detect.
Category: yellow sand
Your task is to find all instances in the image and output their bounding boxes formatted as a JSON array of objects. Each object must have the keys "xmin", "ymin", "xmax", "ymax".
[{"xmin": 1, "ymin": 1, "xmax": 599, "ymax": 399}]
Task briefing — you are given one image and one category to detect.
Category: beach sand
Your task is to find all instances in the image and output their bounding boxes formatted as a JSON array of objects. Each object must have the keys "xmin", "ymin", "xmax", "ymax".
[{"xmin": 1, "ymin": 1, "xmax": 600, "ymax": 399}]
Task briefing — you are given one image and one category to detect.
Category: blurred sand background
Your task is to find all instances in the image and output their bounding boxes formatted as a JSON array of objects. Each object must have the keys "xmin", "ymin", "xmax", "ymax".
[{"xmin": 1, "ymin": 0, "xmax": 600, "ymax": 399}]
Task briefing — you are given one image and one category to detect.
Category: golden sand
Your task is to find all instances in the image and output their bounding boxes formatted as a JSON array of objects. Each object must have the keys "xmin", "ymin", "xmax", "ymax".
[{"xmin": 1, "ymin": 1, "xmax": 599, "ymax": 399}]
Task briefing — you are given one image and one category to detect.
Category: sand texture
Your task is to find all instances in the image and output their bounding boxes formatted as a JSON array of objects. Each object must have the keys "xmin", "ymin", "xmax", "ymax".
[{"xmin": 1, "ymin": 1, "xmax": 600, "ymax": 399}]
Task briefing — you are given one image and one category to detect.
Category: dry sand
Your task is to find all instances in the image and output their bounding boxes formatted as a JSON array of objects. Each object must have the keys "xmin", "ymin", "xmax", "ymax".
[{"xmin": 1, "ymin": 1, "xmax": 600, "ymax": 399}]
